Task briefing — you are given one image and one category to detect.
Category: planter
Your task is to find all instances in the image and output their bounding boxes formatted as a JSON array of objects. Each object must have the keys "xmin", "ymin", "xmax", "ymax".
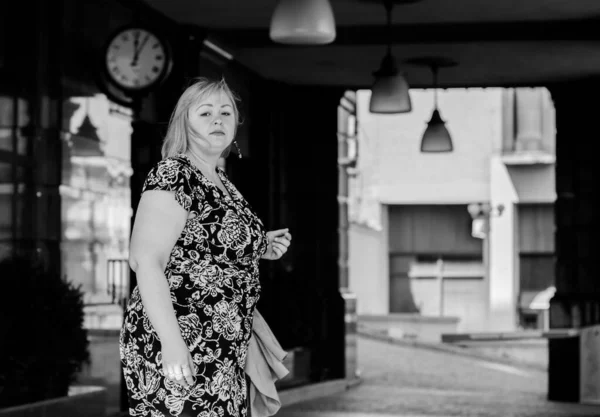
[
  {"xmin": 0, "ymin": 386, "xmax": 107, "ymax": 417},
  {"xmin": 277, "ymin": 347, "xmax": 312, "ymax": 389}
]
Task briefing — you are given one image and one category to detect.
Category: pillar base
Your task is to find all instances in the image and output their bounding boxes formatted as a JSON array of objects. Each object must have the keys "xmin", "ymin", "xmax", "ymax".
[{"xmin": 341, "ymin": 290, "xmax": 358, "ymax": 379}]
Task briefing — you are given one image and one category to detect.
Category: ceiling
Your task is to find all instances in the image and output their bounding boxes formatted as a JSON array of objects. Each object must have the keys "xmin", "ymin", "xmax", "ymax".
[{"xmin": 143, "ymin": 0, "xmax": 600, "ymax": 88}]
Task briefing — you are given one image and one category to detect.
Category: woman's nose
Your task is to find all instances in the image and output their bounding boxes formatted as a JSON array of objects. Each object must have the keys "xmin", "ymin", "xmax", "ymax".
[{"xmin": 213, "ymin": 118, "xmax": 222, "ymax": 125}]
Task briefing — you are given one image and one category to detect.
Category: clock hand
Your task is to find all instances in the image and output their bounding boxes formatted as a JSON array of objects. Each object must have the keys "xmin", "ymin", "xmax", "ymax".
[
  {"xmin": 132, "ymin": 34, "xmax": 150, "ymax": 65},
  {"xmin": 131, "ymin": 31, "xmax": 140, "ymax": 65}
]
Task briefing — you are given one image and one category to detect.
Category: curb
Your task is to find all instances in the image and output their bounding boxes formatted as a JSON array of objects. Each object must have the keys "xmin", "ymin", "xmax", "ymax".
[
  {"xmin": 280, "ymin": 376, "xmax": 362, "ymax": 408},
  {"xmin": 358, "ymin": 327, "xmax": 547, "ymax": 372}
]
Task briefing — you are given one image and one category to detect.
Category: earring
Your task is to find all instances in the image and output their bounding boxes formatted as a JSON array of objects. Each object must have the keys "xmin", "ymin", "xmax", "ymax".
[{"xmin": 233, "ymin": 140, "xmax": 242, "ymax": 159}]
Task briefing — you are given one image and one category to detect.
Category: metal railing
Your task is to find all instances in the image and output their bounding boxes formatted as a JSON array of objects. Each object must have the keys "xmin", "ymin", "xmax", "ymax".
[{"xmin": 107, "ymin": 258, "xmax": 130, "ymax": 307}]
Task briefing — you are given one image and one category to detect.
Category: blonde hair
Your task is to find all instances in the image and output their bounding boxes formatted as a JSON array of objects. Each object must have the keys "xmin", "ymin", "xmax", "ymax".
[{"xmin": 161, "ymin": 77, "xmax": 241, "ymax": 159}]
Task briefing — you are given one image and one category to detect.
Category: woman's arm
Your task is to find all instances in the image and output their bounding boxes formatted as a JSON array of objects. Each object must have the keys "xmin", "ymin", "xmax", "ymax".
[{"xmin": 129, "ymin": 190, "xmax": 188, "ymax": 342}]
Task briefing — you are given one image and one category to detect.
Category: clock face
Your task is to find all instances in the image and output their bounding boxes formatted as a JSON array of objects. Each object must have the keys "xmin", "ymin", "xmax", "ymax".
[{"xmin": 105, "ymin": 28, "xmax": 169, "ymax": 91}]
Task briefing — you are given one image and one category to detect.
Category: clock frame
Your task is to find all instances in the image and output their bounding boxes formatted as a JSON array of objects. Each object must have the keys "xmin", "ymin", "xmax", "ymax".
[{"xmin": 99, "ymin": 25, "xmax": 173, "ymax": 104}]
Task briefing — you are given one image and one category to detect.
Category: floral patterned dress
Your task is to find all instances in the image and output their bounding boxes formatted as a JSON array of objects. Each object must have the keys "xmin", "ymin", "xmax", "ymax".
[{"xmin": 119, "ymin": 154, "xmax": 268, "ymax": 417}]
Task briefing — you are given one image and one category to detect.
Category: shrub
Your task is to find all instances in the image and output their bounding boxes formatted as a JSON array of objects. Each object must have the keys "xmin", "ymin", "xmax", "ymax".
[{"xmin": 0, "ymin": 255, "xmax": 90, "ymax": 408}]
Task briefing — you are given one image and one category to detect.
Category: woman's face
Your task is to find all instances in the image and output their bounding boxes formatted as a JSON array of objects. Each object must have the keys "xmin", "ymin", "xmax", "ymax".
[{"xmin": 187, "ymin": 90, "xmax": 236, "ymax": 156}]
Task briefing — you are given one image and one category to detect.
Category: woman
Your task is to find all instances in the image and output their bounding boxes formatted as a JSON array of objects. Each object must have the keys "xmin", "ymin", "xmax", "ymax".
[{"xmin": 119, "ymin": 77, "xmax": 292, "ymax": 417}]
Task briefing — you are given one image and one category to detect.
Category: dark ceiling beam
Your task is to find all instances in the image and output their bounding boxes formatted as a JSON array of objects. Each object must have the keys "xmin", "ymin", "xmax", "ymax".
[
  {"xmin": 347, "ymin": 76, "xmax": 587, "ymax": 90},
  {"xmin": 212, "ymin": 19, "xmax": 600, "ymax": 48}
]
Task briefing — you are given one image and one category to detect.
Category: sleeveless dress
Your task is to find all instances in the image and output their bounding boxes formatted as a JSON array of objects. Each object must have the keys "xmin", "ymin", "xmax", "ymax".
[{"xmin": 119, "ymin": 154, "xmax": 268, "ymax": 417}]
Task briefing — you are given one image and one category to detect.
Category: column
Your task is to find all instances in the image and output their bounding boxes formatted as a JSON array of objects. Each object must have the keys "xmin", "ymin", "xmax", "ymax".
[
  {"xmin": 514, "ymin": 88, "xmax": 544, "ymax": 152},
  {"xmin": 547, "ymin": 79, "xmax": 600, "ymax": 402},
  {"xmin": 7, "ymin": 0, "xmax": 64, "ymax": 274},
  {"xmin": 488, "ymin": 157, "xmax": 519, "ymax": 332}
]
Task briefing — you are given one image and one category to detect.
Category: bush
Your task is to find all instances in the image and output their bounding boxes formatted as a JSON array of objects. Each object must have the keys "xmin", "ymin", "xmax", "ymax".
[{"xmin": 0, "ymin": 255, "xmax": 90, "ymax": 408}]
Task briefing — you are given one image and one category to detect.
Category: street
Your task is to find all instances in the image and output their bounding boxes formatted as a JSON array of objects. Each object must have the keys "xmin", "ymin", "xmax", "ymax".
[{"xmin": 278, "ymin": 337, "xmax": 600, "ymax": 417}]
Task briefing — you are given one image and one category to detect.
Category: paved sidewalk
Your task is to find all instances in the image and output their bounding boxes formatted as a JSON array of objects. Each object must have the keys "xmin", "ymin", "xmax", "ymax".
[
  {"xmin": 277, "ymin": 336, "xmax": 600, "ymax": 417},
  {"xmin": 356, "ymin": 325, "xmax": 547, "ymax": 371}
]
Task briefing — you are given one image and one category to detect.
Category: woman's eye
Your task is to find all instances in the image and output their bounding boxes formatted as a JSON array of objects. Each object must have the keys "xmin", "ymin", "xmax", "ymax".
[
  {"xmin": 222, "ymin": 112, "xmax": 231, "ymax": 116},
  {"xmin": 200, "ymin": 112, "xmax": 211, "ymax": 116}
]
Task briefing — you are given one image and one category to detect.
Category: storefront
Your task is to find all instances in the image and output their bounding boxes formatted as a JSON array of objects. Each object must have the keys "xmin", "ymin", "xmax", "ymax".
[{"xmin": 1, "ymin": 0, "xmax": 353, "ymax": 412}]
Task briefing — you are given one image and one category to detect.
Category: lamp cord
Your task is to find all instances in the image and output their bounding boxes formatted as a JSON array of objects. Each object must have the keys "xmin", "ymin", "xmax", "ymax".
[
  {"xmin": 384, "ymin": 0, "xmax": 393, "ymax": 55},
  {"xmin": 432, "ymin": 65, "xmax": 439, "ymax": 109}
]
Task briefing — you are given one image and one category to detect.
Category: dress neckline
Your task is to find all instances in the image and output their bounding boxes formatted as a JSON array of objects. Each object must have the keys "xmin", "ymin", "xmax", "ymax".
[{"xmin": 177, "ymin": 153, "xmax": 236, "ymax": 202}]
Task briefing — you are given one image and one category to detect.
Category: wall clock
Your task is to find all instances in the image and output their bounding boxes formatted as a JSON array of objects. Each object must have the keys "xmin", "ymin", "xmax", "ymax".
[{"xmin": 101, "ymin": 26, "xmax": 173, "ymax": 101}]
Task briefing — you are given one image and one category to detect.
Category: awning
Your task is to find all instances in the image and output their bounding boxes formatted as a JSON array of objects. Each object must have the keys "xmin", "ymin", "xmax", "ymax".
[{"xmin": 520, "ymin": 287, "xmax": 556, "ymax": 310}]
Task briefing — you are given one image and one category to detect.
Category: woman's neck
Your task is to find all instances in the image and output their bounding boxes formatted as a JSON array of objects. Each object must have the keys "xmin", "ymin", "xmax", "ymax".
[{"xmin": 186, "ymin": 147, "xmax": 218, "ymax": 174}]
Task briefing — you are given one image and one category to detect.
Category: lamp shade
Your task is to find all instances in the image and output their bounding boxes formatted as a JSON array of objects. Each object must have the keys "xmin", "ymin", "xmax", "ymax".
[
  {"xmin": 270, "ymin": 0, "xmax": 336, "ymax": 45},
  {"xmin": 369, "ymin": 51, "xmax": 411, "ymax": 114},
  {"xmin": 369, "ymin": 73, "xmax": 412, "ymax": 114},
  {"xmin": 420, "ymin": 109, "xmax": 453, "ymax": 152}
]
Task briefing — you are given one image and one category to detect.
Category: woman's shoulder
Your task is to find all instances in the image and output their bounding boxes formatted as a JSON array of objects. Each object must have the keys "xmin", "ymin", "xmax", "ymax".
[
  {"xmin": 155, "ymin": 154, "xmax": 188, "ymax": 168},
  {"xmin": 150, "ymin": 154, "xmax": 193, "ymax": 174},
  {"xmin": 144, "ymin": 155, "xmax": 195, "ymax": 186},
  {"xmin": 143, "ymin": 154, "xmax": 199, "ymax": 199}
]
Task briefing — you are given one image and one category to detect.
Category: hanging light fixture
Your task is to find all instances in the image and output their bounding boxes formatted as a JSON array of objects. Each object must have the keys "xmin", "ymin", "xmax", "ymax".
[
  {"xmin": 406, "ymin": 56, "xmax": 457, "ymax": 152},
  {"xmin": 420, "ymin": 63, "xmax": 452, "ymax": 152},
  {"xmin": 369, "ymin": 51, "xmax": 412, "ymax": 114},
  {"xmin": 270, "ymin": 0, "xmax": 336, "ymax": 45},
  {"xmin": 421, "ymin": 106, "xmax": 453, "ymax": 152},
  {"xmin": 368, "ymin": 0, "xmax": 419, "ymax": 114}
]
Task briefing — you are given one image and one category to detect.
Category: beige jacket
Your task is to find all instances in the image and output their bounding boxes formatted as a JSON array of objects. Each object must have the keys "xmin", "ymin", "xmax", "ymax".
[{"xmin": 245, "ymin": 309, "xmax": 290, "ymax": 417}]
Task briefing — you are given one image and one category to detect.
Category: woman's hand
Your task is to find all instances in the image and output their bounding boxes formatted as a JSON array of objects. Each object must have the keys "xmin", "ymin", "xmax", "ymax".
[
  {"xmin": 262, "ymin": 228, "xmax": 292, "ymax": 260},
  {"xmin": 161, "ymin": 337, "xmax": 197, "ymax": 388}
]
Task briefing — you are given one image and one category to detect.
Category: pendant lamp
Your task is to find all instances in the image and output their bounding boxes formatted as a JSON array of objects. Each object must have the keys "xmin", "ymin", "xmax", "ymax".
[
  {"xmin": 421, "ymin": 107, "xmax": 453, "ymax": 152},
  {"xmin": 369, "ymin": 0, "xmax": 412, "ymax": 114},
  {"xmin": 270, "ymin": 0, "xmax": 336, "ymax": 45},
  {"xmin": 370, "ymin": 50, "xmax": 412, "ymax": 114},
  {"xmin": 406, "ymin": 56, "xmax": 457, "ymax": 152}
]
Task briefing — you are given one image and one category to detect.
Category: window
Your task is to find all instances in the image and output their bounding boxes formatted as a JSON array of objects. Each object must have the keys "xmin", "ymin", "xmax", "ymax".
[{"xmin": 520, "ymin": 253, "xmax": 554, "ymax": 291}]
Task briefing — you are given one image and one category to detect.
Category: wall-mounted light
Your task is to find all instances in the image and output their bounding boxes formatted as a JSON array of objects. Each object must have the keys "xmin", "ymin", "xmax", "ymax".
[
  {"xmin": 203, "ymin": 39, "xmax": 234, "ymax": 61},
  {"xmin": 468, "ymin": 202, "xmax": 505, "ymax": 219},
  {"xmin": 467, "ymin": 202, "xmax": 505, "ymax": 239}
]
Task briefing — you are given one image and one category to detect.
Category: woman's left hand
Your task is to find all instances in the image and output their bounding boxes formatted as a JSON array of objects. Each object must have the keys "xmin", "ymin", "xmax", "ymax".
[{"xmin": 262, "ymin": 228, "xmax": 292, "ymax": 260}]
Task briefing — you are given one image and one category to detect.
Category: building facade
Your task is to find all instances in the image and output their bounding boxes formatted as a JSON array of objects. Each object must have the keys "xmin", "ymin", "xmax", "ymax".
[{"xmin": 349, "ymin": 87, "xmax": 556, "ymax": 334}]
